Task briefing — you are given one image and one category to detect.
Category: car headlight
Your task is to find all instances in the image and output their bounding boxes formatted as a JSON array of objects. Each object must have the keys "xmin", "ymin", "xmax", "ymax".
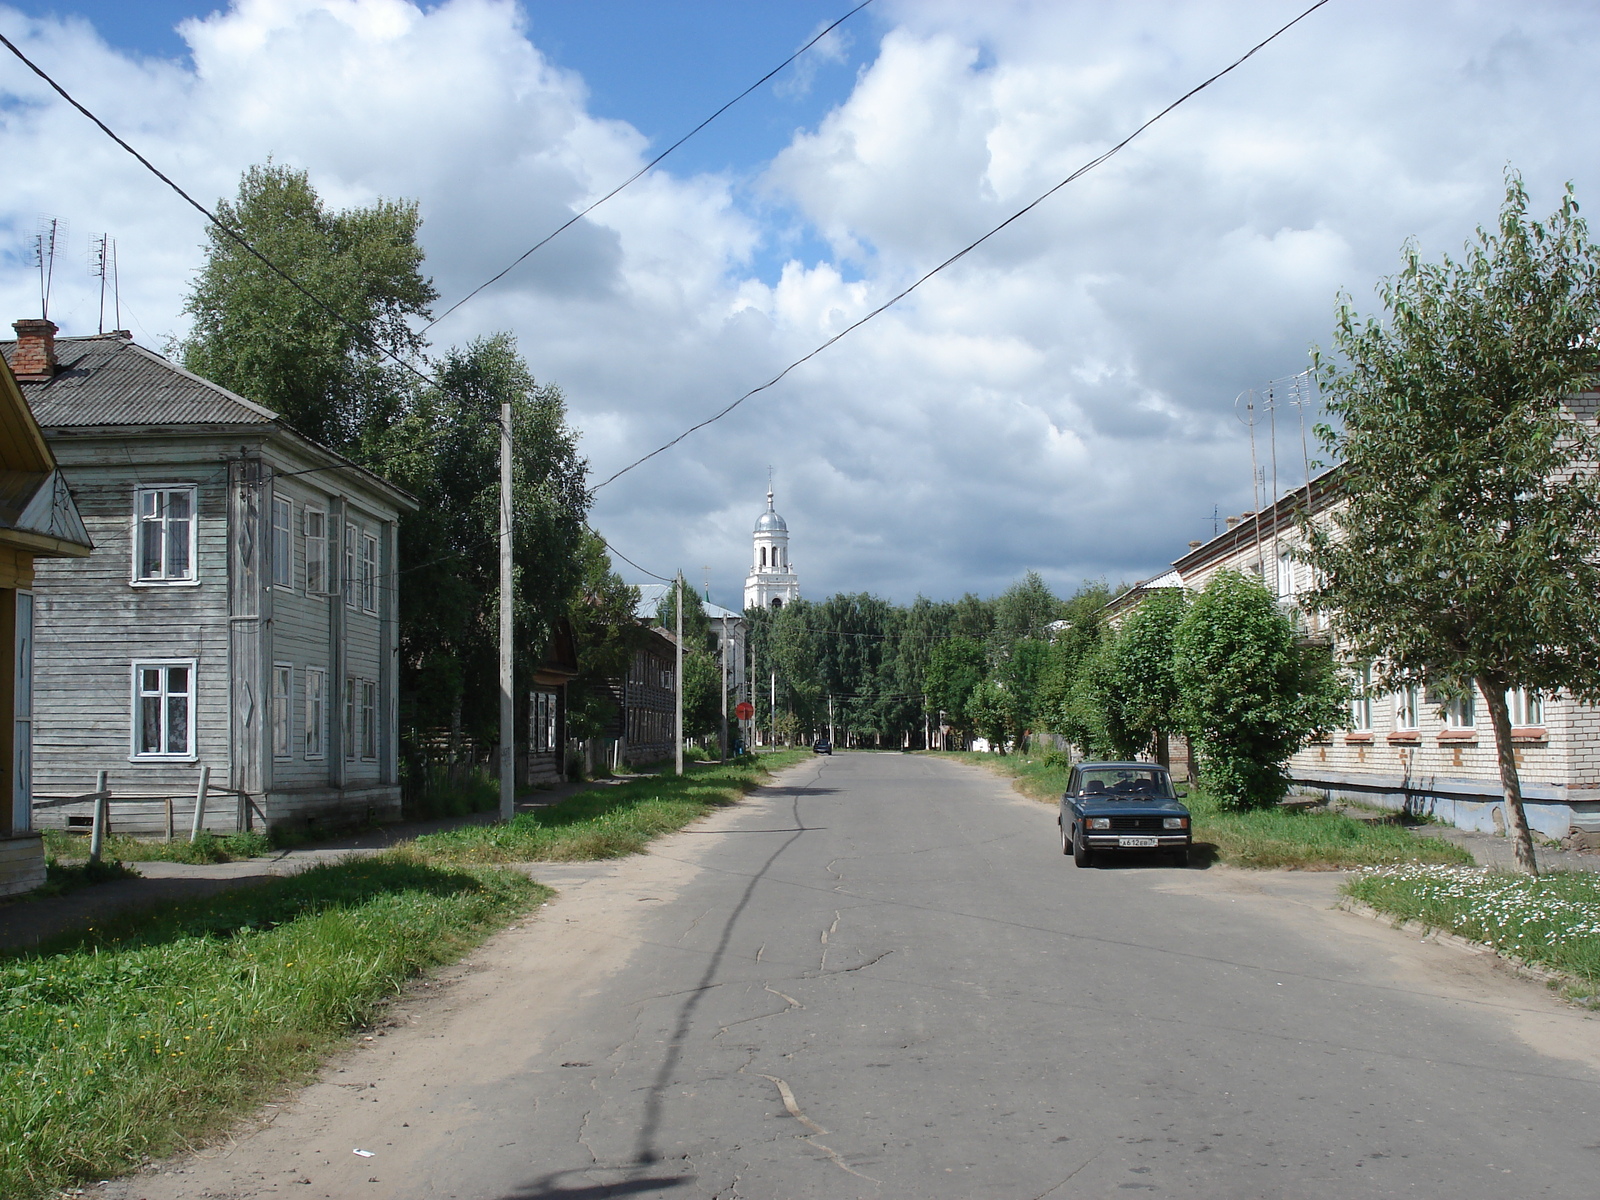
[
  {"xmin": 1163, "ymin": 816, "xmax": 1189, "ymax": 829},
  {"xmin": 1086, "ymin": 817, "xmax": 1111, "ymax": 829}
]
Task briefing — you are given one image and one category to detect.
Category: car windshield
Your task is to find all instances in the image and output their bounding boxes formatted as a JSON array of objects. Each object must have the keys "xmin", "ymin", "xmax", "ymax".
[{"xmin": 1076, "ymin": 768, "xmax": 1173, "ymax": 798}]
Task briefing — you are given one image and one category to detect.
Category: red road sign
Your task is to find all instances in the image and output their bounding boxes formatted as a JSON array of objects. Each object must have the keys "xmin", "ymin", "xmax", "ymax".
[{"xmin": 735, "ymin": 701, "xmax": 755, "ymax": 721}]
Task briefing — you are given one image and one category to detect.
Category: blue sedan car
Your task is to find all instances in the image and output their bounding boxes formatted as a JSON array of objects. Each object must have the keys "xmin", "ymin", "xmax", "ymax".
[{"xmin": 1059, "ymin": 761, "xmax": 1192, "ymax": 868}]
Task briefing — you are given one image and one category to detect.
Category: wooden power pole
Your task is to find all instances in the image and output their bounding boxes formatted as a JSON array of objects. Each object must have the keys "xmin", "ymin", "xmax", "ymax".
[{"xmin": 499, "ymin": 400, "xmax": 515, "ymax": 822}]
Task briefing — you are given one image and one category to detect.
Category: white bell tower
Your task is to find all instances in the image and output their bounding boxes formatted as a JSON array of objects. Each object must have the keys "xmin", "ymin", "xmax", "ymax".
[{"xmin": 744, "ymin": 484, "xmax": 800, "ymax": 611}]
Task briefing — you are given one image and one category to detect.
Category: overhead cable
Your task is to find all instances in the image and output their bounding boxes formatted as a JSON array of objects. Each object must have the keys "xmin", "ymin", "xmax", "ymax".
[
  {"xmin": 421, "ymin": 0, "xmax": 878, "ymax": 334},
  {"xmin": 590, "ymin": 0, "xmax": 1333, "ymax": 493}
]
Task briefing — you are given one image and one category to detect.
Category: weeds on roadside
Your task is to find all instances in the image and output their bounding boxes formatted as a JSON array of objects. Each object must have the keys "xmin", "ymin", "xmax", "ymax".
[
  {"xmin": 0, "ymin": 851, "xmax": 545, "ymax": 1200},
  {"xmin": 1346, "ymin": 863, "xmax": 1600, "ymax": 993},
  {"xmin": 41, "ymin": 829, "xmax": 274, "ymax": 865},
  {"xmin": 409, "ymin": 749, "xmax": 809, "ymax": 864}
]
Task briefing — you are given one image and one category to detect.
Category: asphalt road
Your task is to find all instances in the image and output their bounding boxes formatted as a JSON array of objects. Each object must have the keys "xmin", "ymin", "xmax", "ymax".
[{"xmin": 111, "ymin": 752, "xmax": 1600, "ymax": 1200}]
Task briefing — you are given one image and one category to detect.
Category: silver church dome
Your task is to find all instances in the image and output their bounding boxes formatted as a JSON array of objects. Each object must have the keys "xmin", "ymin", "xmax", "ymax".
[{"xmin": 754, "ymin": 488, "xmax": 787, "ymax": 534}]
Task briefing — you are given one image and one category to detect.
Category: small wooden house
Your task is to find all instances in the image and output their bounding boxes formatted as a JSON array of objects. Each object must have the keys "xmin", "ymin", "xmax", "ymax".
[
  {"xmin": 2, "ymin": 322, "xmax": 415, "ymax": 835},
  {"xmin": 0, "ymin": 331, "xmax": 92, "ymax": 894}
]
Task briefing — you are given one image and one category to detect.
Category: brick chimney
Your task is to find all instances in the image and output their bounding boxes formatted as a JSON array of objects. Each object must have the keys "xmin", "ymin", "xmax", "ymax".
[{"xmin": 10, "ymin": 318, "xmax": 58, "ymax": 381}]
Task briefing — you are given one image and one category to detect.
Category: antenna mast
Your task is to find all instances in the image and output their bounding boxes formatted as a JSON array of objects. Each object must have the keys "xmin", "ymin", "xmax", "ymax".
[{"xmin": 34, "ymin": 217, "xmax": 63, "ymax": 320}]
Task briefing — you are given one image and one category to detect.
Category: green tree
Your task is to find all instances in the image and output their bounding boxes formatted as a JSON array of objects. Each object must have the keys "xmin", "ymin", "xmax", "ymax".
[
  {"xmin": 565, "ymin": 534, "xmax": 643, "ymax": 742},
  {"xmin": 1173, "ymin": 570, "xmax": 1344, "ymax": 809},
  {"xmin": 375, "ymin": 335, "xmax": 589, "ymax": 747},
  {"xmin": 182, "ymin": 163, "xmax": 436, "ymax": 450},
  {"xmin": 926, "ymin": 636, "xmax": 987, "ymax": 744},
  {"xmin": 1302, "ymin": 177, "xmax": 1600, "ymax": 873},
  {"xmin": 1109, "ymin": 590, "xmax": 1190, "ymax": 767},
  {"xmin": 968, "ymin": 677, "xmax": 1018, "ymax": 754}
]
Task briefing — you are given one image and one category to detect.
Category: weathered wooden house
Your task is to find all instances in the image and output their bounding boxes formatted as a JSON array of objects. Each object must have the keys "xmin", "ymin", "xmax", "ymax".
[
  {"xmin": 2, "ymin": 322, "xmax": 415, "ymax": 835},
  {"xmin": 0, "ymin": 335, "xmax": 92, "ymax": 894}
]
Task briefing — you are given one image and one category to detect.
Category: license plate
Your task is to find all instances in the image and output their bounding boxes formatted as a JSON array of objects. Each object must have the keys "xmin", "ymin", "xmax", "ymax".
[{"xmin": 1118, "ymin": 836, "xmax": 1159, "ymax": 848}]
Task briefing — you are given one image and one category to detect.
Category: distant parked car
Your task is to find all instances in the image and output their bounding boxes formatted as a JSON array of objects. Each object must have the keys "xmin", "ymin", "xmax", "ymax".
[
  {"xmin": 1059, "ymin": 761, "xmax": 1191, "ymax": 868},
  {"xmin": 813, "ymin": 739, "xmax": 833, "ymax": 755}
]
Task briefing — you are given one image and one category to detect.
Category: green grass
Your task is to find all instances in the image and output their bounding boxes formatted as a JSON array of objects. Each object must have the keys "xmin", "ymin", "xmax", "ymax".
[
  {"xmin": 1345, "ymin": 864, "xmax": 1600, "ymax": 996},
  {"xmin": 43, "ymin": 828, "xmax": 276, "ymax": 865},
  {"xmin": 0, "ymin": 851, "xmax": 545, "ymax": 1200},
  {"xmin": 408, "ymin": 749, "xmax": 811, "ymax": 864},
  {"xmin": 925, "ymin": 750, "xmax": 1474, "ymax": 870}
]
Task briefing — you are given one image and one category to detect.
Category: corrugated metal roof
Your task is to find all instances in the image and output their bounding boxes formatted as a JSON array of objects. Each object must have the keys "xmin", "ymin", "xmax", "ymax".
[{"xmin": 0, "ymin": 334, "xmax": 278, "ymax": 428}]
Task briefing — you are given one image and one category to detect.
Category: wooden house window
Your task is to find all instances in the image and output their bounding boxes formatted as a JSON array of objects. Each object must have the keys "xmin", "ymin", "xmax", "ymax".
[
  {"xmin": 270, "ymin": 497, "xmax": 293, "ymax": 589},
  {"xmin": 361, "ymin": 533, "xmax": 378, "ymax": 613},
  {"xmin": 345, "ymin": 678, "xmax": 357, "ymax": 760},
  {"xmin": 305, "ymin": 508, "xmax": 328, "ymax": 593},
  {"xmin": 132, "ymin": 662, "xmax": 195, "ymax": 759},
  {"xmin": 344, "ymin": 523, "xmax": 358, "ymax": 607},
  {"xmin": 530, "ymin": 689, "xmax": 558, "ymax": 753},
  {"xmin": 272, "ymin": 665, "xmax": 292, "ymax": 759},
  {"xmin": 305, "ymin": 668, "xmax": 327, "ymax": 759},
  {"xmin": 361, "ymin": 680, "xmax": 378, "ymax": 760},
  {"xmin": 133, "ymin": 486, "xmax": 196, "ymax": 583}
]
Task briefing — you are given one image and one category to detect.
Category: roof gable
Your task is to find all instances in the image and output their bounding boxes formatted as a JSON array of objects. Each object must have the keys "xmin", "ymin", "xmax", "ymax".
[{"xmin": 1, "ymin": 334, "xmax": 277, "ymax": 428}]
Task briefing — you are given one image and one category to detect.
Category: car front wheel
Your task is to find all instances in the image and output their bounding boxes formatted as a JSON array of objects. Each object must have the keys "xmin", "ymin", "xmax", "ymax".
[{"xmin": 1072, "ymin": 826, "xmax": 1094, "ymax": 868}]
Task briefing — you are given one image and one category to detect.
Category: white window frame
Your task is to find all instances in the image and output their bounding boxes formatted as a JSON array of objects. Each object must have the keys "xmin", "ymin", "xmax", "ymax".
[
  {"xmin": 270, "ymin": 496, "xmax": 293, "ymax": 590},
  {"xmin": 1350, "ymin": 664, "xmax": 1372, "ymax": 732},
  {"xmin": 345, "ymin": 677, "xmax": 357, "ymax": 761},
  {"xmin": 305, "ymin": 668, "xmax": 327, "ymax": 760},
  {"xmin": 271, "ymin": 663, "xmax": 292, "ymax": 759},
  {"xmin": 344, "ymin": 522, "xmax": 358, "ymax": 607},
  {"xmin": 361, "ymin": 679, "xmax": 378, "ymax": 760},
  {"xmin": 130, "ymin": 660, "xmax": 197, "ymax": 761},
  {"xmin": 305, "ymin": 507, "xmax": 328, "ymax": 594},
  {"xmin": 1393, "ymin": 685, "xmax": 1419, "ymax": 732},
  {"xmin": 132, "ymin": 485, "xmax": 199, "ymax": 586},
  {"xmin": 1508, "ymin": 688, "xmax": 1544, "ymax": 728},
  {"xmin": 361, "ymin": 533, "xmax": 378, "ymax": 614},
  {"xmin": 1443, "ymin": 690, "xmax": 1477, "ymax": 730}
]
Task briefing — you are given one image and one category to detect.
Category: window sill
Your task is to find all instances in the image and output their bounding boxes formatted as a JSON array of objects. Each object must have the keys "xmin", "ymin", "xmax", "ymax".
[
  {"xmin": 130, "ymin": 578, "xmax": 201, "ymax": 589},
  {"xmin": 1437, "ymin": 731, "xmax": 1478, "ymax": 744},
  {"xmin": 1387, "ymin": 733, "xmax": 1420, "ymax": 745},
  {"xmin": 1344, "ymin": 732, "xmax": 1374, "ymax": 744},
  {"xmin": 127, "ymin": 754, "xmax": 198, "ymax": 764},
  {"xmin": 1512, "ymin": 727, "xmax": 1549, "ymax": 743}
]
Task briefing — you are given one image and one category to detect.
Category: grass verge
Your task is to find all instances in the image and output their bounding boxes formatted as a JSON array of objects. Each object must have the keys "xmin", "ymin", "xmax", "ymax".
[
  {"xmin": 1344, "ymin": 864, "xmax": 1600, "ymax": 996},
  {"xmin": 408, "ymin": 749, "xmax": 811, "ymax": 864},
  {"xmin": 0, "ymin": 850, "xmax": 544, "ymax": 1200},
  {"xmin": 43, "ymin": 828, "xmax": 276, "ymax": 865},
  {"xmin": 924, "ymin": 750, "xmax": 1474, "ymax": 869}
]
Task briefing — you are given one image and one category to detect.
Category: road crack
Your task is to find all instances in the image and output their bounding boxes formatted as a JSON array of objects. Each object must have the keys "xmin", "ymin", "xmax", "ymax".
[{"xmin": 758, "ymin": 1074, "xmax": 882, "ymax": 1185}]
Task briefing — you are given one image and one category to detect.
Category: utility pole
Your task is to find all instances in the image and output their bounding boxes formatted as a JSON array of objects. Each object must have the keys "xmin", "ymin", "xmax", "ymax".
[
  {"xmin": 498, "ymin": 399, "xmax": 514, "ymax": 822},
  {"xmin": 719, "ymin": 613, "xmax": 729, "ymax": 763},
  {"xmin": 674, "ymin": 573, "xmax": 684, "ymax": 777},
  {"xmin": 828, "ymin": 694, "xmax": 835, "ymax": 746},
  {"xmin": 770, "ymin": 670, "xmax": 777, "ymax": 748}
]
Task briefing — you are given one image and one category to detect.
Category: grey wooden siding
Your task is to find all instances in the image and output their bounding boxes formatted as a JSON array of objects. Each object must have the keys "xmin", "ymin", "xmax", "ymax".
[{"xmin": 32, "ymin": 458, "xmax": 231, "ymax": 796}]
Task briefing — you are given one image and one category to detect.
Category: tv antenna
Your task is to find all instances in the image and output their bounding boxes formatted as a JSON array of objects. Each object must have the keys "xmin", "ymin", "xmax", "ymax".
[
  {"xmin": 34, "ymin": 216, "xmax": 66, "ymax": 320},
  {"xmin": 89, "ymin": 234, "xmax": 121, "ymax": 334}
]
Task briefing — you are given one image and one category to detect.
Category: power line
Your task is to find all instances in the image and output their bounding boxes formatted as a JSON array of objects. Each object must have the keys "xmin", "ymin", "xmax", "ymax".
[
  {"xmin": 421, "ymin": 0, "xmax": 878, "ymax": 334},
  {"xmin": 590, "ymin": 0, "xmax": 1333, "ymax": 493}
]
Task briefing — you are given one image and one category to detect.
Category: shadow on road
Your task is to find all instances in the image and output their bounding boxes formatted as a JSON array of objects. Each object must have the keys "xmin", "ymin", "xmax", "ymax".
[{"xmin": 499, "ymin": 1170, "xmax": 694, "ymax": 1198}]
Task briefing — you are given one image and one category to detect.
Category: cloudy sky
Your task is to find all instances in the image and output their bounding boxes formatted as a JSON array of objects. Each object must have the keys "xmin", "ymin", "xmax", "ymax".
[{"xmin": 1, "ymin": 0, "xmax": 1596, "ymax": 609}]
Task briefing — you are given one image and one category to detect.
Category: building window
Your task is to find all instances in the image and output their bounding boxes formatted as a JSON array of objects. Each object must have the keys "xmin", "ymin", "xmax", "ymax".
[
  {"xmin": 270, "ymin": 496, "xmax": 293, "ymax": 588},
  {"xmin": 1276, "ymin": 549, "xmax": 1297, "ymax": 599},
  {"xmin": 530, "ymin": 689, "xmax": 558, "ymax": 754},
  {"xmin": 1509, "ymin": 688, "xmax": 1544, "ymax": 728},
  {"xmin": 344, "ymin": 523, "xmax": 358, "ymax": 607},
  {"xmin": 1393, "ymin": 685, "xmax": 1419, "ymax": 731},
  {"xmin": 345, "ymin": 678, "xmax": 357, "ymax": 760},
  {"xmin": 361, "ymin": 533, "xmax": 378, "ymax": 613},
  {"xmin": 272, "ymin": 664, "xmax": 292, "ymax": 758},
  {"xmin": 1443, "ymin": 690, "xmax": 1476, "ymax": 729},
  {"xmin": 1350, "ymin": 664, "xmax": 1372, "ymax": 731},
  {"xmin": 305, "ymin": 668, "xmax": 326, "ymax": 759},
  {"xmin": 361, "ymin": 680, "xmax": 378, "ymax": 759},
  {"xmin": 305, "ymin": 508, "xmax": 328, "ymax": 593},
  {"xmin": 132, "ymin": 662, "xmax": 195, "ymax": 758},
  {"xmin": 134, "ymin": 486, "xmax": 196, "ymax": 582}
]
